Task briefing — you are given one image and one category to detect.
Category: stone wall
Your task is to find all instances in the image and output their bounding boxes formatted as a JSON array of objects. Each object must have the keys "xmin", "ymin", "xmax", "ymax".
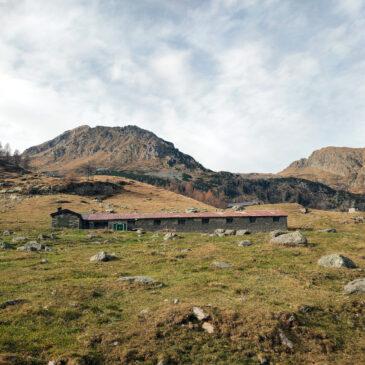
[
  {"xmin": 106, "ymin": 216, "xmax": 287, "ymax": 233},
  {"xmin": 52, "ymin": 213, "xmax": 81, "ymax": 229}
]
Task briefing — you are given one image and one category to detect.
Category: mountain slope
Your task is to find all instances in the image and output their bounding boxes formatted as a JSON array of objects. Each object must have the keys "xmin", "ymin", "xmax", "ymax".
[
  {"xmin": 280, "ymin": 147, "xmax": 365, "ymax": 194},
  {"xmin": 23, "ymin": 125, "xmax": 206, "ymax": 176},
  {"xmin": 22, "ymin": 126, "xmax": 365, "ymax": 210}
]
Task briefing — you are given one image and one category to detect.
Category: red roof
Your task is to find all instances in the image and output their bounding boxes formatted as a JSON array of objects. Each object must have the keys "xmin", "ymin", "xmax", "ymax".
[{"xmin": 82, "ymin": 210, "xmax": 287, "ymax": 221}]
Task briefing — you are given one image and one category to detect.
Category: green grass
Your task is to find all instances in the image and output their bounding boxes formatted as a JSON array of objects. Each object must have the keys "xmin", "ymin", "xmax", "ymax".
[{"xmin": 1, "ymin": 228, "xmax": 365, "ymax": 364}]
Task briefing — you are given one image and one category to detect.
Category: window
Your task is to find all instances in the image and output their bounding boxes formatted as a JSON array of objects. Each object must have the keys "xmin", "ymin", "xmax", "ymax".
[
  {"xmin": 273, "ymin": 217, "xmax": 280, "ymax": 222},
  {"xmin": 249, "ymin": 217, "xmax": 256, "ymax": 223},
  {"xmin": 178, "ymin": 219, "xmax": 186, "ymax": 225},
  {"xmin": 153, "ymin": 219, "xmax": 161, "ymax": 226},
  {"xmin": 226, "ymin": 218, "xmax": 233, "ymax": 224},
  {"xmin": 202, "ymin": 218, "xmax": 210, "ymax": 224}
]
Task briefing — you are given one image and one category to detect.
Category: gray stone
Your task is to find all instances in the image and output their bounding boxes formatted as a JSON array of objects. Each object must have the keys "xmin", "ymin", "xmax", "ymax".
[
  {"xmin": 318, "ymin": 228, "xmax": 337, "ymax": 233},
  {"xmin": 90, "ymin": 251, "xmax": 117, "ymax": 262},
  {"xmin": 278, "ymin": 329, "xmax": 294, "ymax": 349},
  {"xmin": 2, "ymin": 230, "xmax": 12, "ymax": 236},
  {"xmin": 344, "ymin": 278, "xmax": 365, "ymax": 294},
  {"xmin": 270, "ymin": 231, "xmax": 307, "ymax": 246},
  {"xmin": 238, "ymin": 240, "xmax": 252, "ymax": 247},
  {"xmin": 192, "ymin": 306, "xmax": 209, "ymax": 321},
  {"xmin": 318, "ymin": 254, "xmax": 356, "ymax": 268},
  {"xmin": 202, "ymin": 322, "xmax": 215, "ymax": 333},
  {"xmin": 224, "ymin": 229, "xmax": 236, "ymax": 236},
  {"xmin": 300, "ymin": 207, "xmax": 308, "ymax": 214},
  {"xmin": 163, "ymin": 232, "xmax": 179, "ymax": 241},
  {"xmin": 270, "ymin": 230, "xmax": 288, "ymax": 239},
  {"xmin": 136, "ymin": 229, "xmax": 145, "ymax": 235},
  {"xmin": 118, "ymin": 276, "xmax": 158, "ymax": 285},
  {"xmin": 186, "ymin": 207, "xmax": 199, "ymax": 213},
  {"xmin": 212, "ymin": 261, "xmax": 231, "ymax": 269},
  {"xmin": 17, "ymin": 242, "xmax": 52, "ymax": 252},
  {"xmin": 12, "ymin": 236, "xmax": 27, "ymax": 244},
  {"xmin": 214, "ymin": 229, "xmax": 225, "ymax": 235},
  {"xmin": 38, "ymin": 233, "xmax": 50, "ymax": 240},
  {"xmin": 236, "ymin": 229, "xmax": 250, "ymax": 236}
]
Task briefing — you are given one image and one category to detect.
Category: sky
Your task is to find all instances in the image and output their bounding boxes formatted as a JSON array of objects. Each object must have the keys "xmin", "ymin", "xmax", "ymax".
[{"xmin": 1, "ymin": 0, "xmax": 365, "ymax": 173}]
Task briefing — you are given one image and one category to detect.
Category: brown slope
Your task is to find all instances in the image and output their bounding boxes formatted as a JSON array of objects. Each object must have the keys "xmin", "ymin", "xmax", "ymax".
[
  {"xmin": 23, "ymin": 125, "xmax": 207, "ymax": 176},
  {"xmin": 280, "ymin": 147, "xmax": 365, "ymax": 194}
]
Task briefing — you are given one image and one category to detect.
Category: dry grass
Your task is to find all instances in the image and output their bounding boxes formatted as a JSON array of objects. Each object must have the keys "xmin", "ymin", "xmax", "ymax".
[{"xmin": 1, "ymin": 177, "xmax": 365, "ymax": 364}]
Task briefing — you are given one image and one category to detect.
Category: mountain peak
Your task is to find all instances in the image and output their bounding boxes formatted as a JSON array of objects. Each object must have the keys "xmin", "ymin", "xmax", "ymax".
[{"xmin": 23, "ymin": 124, "xmax": 206, "ymax": 174}]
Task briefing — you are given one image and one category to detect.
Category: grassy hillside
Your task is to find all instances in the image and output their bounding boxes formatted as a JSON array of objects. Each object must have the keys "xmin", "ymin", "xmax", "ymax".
[{"xmin": 1, "ymin": 177, "xmax": 365, "ymax": 364}]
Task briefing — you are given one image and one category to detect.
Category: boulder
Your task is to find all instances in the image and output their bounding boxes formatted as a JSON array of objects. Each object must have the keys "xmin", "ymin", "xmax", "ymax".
[
  {"xmin": 90, "ymin": 251, "xmax": 117, "ymax": 262},
  {"xmin": 212, "ymin": 261, "xmax": 231, "ymax": 269},
  {"xmin": 214, "ymin": 229, "xmax": 225, "ymax": 235},
  {"xmin": 344, "ymin": 278, "xmax": 365, "ymax": 294},
  {"xmin": 118, "ymin": 276, "xmax": 160, "ymax": 286},
  {"xmin": 318, "ymin": 254, "xmax": 356, "ymax": 268},
  {"xmin": 300, "ymin": 207, "xmax": 308, "ymax": 214},
  {"xmin": 270, "ymin": 231, "xmax": 307, "ymax": 246},
  {"xmin": 236, "ymin": 229, "xmax": 250, "ymax": 236},
  {"xmin": 202, "ymin": 322, "xmax": 215, "ymax": 334},
  {"xmin": 238, "ymin": 240, "xmax": 252, "ymax": 247},
  {"xmin": 17, "ymin": 242, "xmax": 52, "ymax": 252},
  {"xmin": 192, "ymin": 306, "xmax": 209, "ymax": 321},
  {"xmin": 186, "ymin": 207, "xmax": 199, "ymax": 213},
  {"xmin": 2, "ymin": 230, "xmax": 12, "ymax": 236},
  {"xmin": 270, "ymin": 230, "xmax": 288, "ymax": 239},
  {"xmin": 318, "ymin": 228, "xmax": 337, "ymax": 233},
  {"xmin": 12, "ymin": 236, "xmax": 27, "ymax": 244},
  {"xmin": 136, "ymin": 229, "xmax": 145, "ymax": 235},
  {"xmin": 224, "ymin": 229, "xmax": 236, "ymax": 236},
  {"xmin": 163, "ymin": 232, "xmax": 179, "ymax": 241}
]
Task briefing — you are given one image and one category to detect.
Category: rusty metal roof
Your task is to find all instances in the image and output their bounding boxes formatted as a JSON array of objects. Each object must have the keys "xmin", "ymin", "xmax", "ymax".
[{"xmin": 82, "ymin": 210, "xmax": 287, "ymax": 221}]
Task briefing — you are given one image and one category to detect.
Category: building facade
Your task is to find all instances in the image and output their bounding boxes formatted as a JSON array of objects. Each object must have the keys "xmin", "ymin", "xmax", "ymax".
[{"xmin": 51, "ymin": 208, "xmax": 288, "ymax": 233}]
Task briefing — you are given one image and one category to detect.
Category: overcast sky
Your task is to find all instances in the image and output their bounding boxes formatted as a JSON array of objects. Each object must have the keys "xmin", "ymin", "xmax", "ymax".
[{"xmin": 1, "ymin": 0, "xmax": 365, "ymax": 173}]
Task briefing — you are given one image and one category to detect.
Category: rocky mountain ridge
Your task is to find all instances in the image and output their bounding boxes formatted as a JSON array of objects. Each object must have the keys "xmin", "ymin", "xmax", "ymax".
[
  {"xmin": 21, "ymin": 125, "xmax": 365, "ymax": 210},
  {"xmin": 280, "ymin": 147, "xmax": 365, "ymax": 194},
  {"xmin": 24, "ymin": 125, "xmax": 206, "ymax": 175}
]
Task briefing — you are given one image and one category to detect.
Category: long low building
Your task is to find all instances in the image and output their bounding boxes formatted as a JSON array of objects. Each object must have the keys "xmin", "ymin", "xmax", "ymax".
[{"xmin": 51, "ymin": 208, "xmax": 288, "ymax": 232}]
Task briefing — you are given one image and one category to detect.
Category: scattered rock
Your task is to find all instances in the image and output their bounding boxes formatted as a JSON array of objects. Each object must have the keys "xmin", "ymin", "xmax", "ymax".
[
  {"xmin": 12, "ymin": 236, "xmax": 27, "ymax": 244},
  {"xmin": 318, "ymin": 254, "xmax": 356, "ymax": 268},
  {"xmin": 270, "ymin": 231, "xmax": 307, "ymax": 246},
  {"xmin": 38, "ymin": 233, "xmax": 50, "ymax": 240},
  {"xmin": 236, "ymin": 229, "xmax": 250, "ymax": 236},
  {"xmin": 87, "ymin": 232, "xmax": 98, "ymax": 239},
  {"xmin": 278, "ymin": 329, "xmax": 294, "ymax": 349},
  {"xmin": 352, "ymin": 216, "xmax": 365, "ymax": 224},
  {"xmin": 173, "ymin": 298, "xmax": 179, "ymax": 304},
  {"xmin": 238, "ymin": 240, "xmax": 252, "ymax": 247},
  {"xmin": 212, "ymin": 261, "xmax": 231, "ymax": 269},
  {"xmin": 224, "ymin": 229, "xmax": 236, "ymax": 236},
  {"xmin": 318, "ymin": 228, "xmax": 337, "ymax": 233},
  {"xmin": 186, "ymin": 207, "xmax": 199, "ymax": 213},
  {"xmin": 300, "ymin": 207, "xmax": 308, "ymax": 214},
  {"xmin": 214, "ymin": 229, "xmax": 225, "ymax": 235},
  {"xmin": 231, "ymin": 205, "xmax": 245, "ymax": 211},
  {"xmin": 344, "ymin": 278, "xmax": 365, "ymax": 294},
  {"xmin": 17, "ymin": 242, "xmax": 52, "ymax": 252},
  {"xmin": 2, "ymin": 230, "xmax": 12, "ymax": 236},
  {"xmin": 163, "ymin": 232, "xmax": 179, "ymax": 241},
  {"xmin": 270, "ymin": 230, "xmax": 288, "ymax": 239},
  {"xmin": 192, "ymin": 306, "xmax": 209, "ymax": 321},
  {"xmin": 90, "ymin": 251, "xmax": 117, "ymax": 262},
  {"xmin": 40, "ymin": 258, "xmax": 49, "ymax": 264},
  {"xmin": 118, "ymin": 276, "xmax": 160, "ymax": 286},
  {"xmin": 202, "ymin": 322, "xmax": 215, "ymax": 334},
  {"xmin": 136, "ymin": 229, "xmax": 145, "ymax": 235},
  {"xmin": 0, "ymin": 242, "xmax": 13, "ymax": 250}
]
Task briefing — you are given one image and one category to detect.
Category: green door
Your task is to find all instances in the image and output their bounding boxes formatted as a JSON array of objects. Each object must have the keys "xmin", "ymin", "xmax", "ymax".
[{"xmin": 113, "ymin": 222, "xmax": 127, "ymax": 231}]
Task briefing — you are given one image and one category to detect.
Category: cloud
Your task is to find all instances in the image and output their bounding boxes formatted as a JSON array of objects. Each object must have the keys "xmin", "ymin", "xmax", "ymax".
[{"xmin": 1, "ymin": 0, "xmax": 365, "ymax": 173}]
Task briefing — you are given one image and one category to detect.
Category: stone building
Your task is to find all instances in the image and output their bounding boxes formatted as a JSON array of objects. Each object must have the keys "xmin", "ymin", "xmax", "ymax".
[{"xmin": 51, "ymin": 208, "xmax": 287, "ymax": 232}]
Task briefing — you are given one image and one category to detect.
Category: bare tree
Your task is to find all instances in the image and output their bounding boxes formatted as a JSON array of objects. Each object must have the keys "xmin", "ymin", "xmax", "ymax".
[{"xmin": 4, "ymin": 143, "xmax": 11, "ymax": 160}]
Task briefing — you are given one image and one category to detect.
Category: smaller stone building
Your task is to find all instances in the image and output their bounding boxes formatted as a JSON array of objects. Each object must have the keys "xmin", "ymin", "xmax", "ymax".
[{"xmin": 51, "ymin": 208, "xmax": 288, "ymax": 233}]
